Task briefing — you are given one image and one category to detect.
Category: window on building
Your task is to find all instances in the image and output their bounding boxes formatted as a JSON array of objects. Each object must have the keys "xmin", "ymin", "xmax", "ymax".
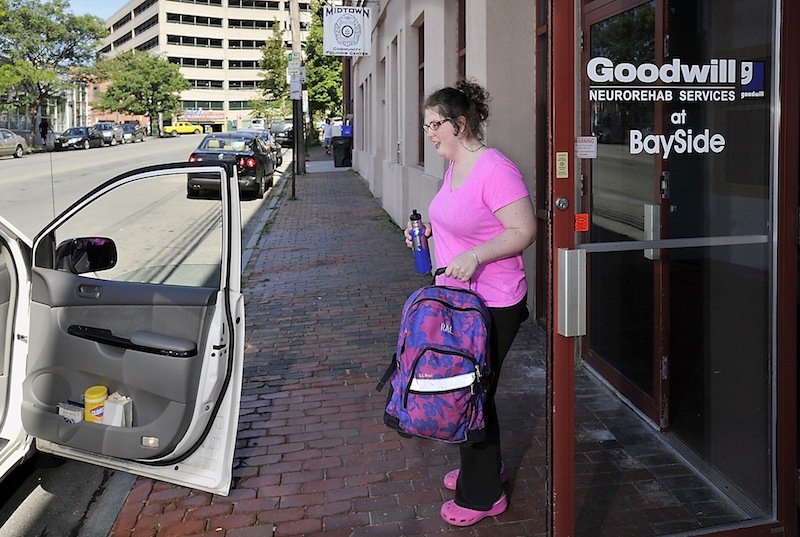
[
  {"xmin": 190, "ymin": 79, "xmax": 224, "ymax": 89},
  {"xmin": 166, "ymin": 13, "xmax": 223, "ymax": 27},
  {"xmin": 228, "ymin": 80, "xmax": 259, "ymax": 90},
  {"xmin": 228, "ymin": 19, "xmax": 273, "ymax": 30},
  {"xmin": 229, "ymin": 60, "xmax": 260, "ymax": 69},
  {"xmin": 166, "ymin": 0, "xmax": 221, "ymax": 6},
  {"xmin": 457, "ymin": 0, "xmax": 466, "ymax": 79},
  {"xmin": 113, "ymin": 32, "xmax": 133, "ymax": 48},
  {"xmin": 228, "ymin": 0, "xmax": 280, "ymax": 8},
  {"xmin": 167, "ymin": 35, "xmax": 223, "ymax": 48},
  {"xmin": 170, "ymin": 57, "xmax": 224, "ymax": 69},
  {"xmin": 229, "ymin": 40, "xmax": 267, "ymax": 49},
  {"xmin": 134, "ymin": 0, "xmax": 158, "ymax": 16},
  {"xmin": 136, "ymin": 36, "xmax": 159, "ymax": 51},
  {"xmin": 181, "ymin": 100, "xmax": 224, "ymax": 110},
  {"xmin": 229, "ymin": 101, "xmax": 254, "ymax": 110},
  {"xmin": 112, "ymin": 13, "xmax": 132, "ymax": 31},
  {"xmin": 135, "ymin": 14, "xmax": 158, "ymax": 35}
]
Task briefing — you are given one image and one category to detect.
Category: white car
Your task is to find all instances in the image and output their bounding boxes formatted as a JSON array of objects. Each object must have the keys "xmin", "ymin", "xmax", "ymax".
[{"xmin": 0, "ymin": 162, "xmax": 245, "ymax": 496}]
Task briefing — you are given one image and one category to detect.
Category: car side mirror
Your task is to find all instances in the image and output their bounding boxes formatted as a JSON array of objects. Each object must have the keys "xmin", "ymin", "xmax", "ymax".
[{"xmin": 56, "ymin": 237, "xmax": 117, "ymax": 274}]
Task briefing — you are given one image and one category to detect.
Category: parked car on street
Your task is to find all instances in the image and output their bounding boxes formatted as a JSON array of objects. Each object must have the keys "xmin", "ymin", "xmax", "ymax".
[
  {"xmin": 0, "ymin": 161, "xmax": 246, "ymax": 495},
  {"xmin": 163, "ymin": 121, "xmax": 203, "ymax": 136},
  {"xmin": 54, "ymin": 126, "xmax": 104, "ymax": 151},
  {"xmin": 0, "ymin": 128, "xmax": 29, "ymax": 158},
  {"xmin": 187, "ymin": 132, "xmax": 276, "ymax": 200},
  {"xmin": 235, "ymin": 128, "xmax": 283, "ymax": 166},
  {"xmin": 121, "ymin": 122, "xmax": 147, "ymax": 143},
  {"xmin": 94, "ymin": 122, "xmax": 124, "ymax": 146},
  {"xmin": 271, "ymin": 121, "xmax": 293, "ymax": 147}
]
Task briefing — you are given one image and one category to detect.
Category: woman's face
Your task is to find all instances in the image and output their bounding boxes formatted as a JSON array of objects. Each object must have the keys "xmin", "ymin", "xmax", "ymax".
[{"xmin": 423, "ymin": 109, "xmax": 459, "ymax": 160}]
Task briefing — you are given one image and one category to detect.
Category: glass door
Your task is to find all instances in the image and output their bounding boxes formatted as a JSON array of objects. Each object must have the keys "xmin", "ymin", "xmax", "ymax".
[
  {"xmin": 581, "ymin": 0, "xmax": 776, "ymax": 520},
  {"xmin": 582, "ymin": 0, "xmax": 668, "ymax": 427}
]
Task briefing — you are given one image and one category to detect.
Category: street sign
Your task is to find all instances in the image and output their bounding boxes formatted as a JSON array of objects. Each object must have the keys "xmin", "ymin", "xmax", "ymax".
[{"xmin": 323, "ymin": 6, "xmax": 372, "ymax": 56}]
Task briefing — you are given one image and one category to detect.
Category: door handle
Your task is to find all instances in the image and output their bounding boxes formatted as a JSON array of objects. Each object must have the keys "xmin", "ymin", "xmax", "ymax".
[{"xmin": 77, "ymin": 284, "xmax": 102, "ymax": 299}]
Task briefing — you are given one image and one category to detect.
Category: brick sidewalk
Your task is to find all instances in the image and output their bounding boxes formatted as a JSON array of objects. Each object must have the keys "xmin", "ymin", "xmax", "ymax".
[
  {"xmin": 108, "ymin": 148, "xmax": 547, "ymax": 536},
  {"xmin": 109, "ymin": 146, "xmax": 743, "ymax": 537}
]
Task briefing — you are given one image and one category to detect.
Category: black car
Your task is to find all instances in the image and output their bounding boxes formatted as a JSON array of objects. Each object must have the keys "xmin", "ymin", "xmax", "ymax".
[
  {"xmin": 235, "ymin": 128, "xmax": 283, "ymax": 166},
  {"xmin": 122, "ymin": 122, "xmax": 147, "ymax": 143},
  {"xmin": 187, "ymin": 132, "xmax": 276, "ymax": 200},
  {"xmin": 271, "ymin": 121, "xmax": 293, "ymax": 147},
  {"xmin": 54, "ymin": 126, "xmax": 104, "ymax": 151}
]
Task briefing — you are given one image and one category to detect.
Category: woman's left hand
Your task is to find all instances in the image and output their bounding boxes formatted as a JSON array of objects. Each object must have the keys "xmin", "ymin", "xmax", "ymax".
[{"xmin": 444, "ymin": 249, "xmax": 480, "ymax": 282}]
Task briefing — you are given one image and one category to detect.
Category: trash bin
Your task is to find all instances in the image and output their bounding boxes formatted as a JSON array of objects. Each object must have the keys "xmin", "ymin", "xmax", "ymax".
[{"xmin": 332, "ymin": 136, "xmax": 352, "ymax": 167}]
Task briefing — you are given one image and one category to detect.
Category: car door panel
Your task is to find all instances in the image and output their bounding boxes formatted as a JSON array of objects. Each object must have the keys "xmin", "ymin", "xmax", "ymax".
[{"xmin": 9, "ymin": 163, "xmax": 244, "ymax": 495}]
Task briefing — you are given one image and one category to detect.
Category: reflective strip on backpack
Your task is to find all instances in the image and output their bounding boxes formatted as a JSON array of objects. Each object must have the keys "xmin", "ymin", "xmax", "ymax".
[{"xmin": 409, "ymin": 372, "xmax": 475, "ymax": 393}]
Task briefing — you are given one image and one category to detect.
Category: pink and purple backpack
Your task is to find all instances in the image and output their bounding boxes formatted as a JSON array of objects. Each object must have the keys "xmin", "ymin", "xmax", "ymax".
[{"xmin": 376, "ymin": 280, "xmax": 491, "ymax": 443}]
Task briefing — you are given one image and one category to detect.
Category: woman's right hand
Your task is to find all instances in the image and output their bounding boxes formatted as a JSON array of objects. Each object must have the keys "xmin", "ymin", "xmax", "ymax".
[{"xmin": 403, "ymin": 220, "xmax": 432, "ymax": 248}]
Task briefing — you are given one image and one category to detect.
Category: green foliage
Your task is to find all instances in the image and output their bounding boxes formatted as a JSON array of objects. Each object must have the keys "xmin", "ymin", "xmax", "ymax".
[
  {"xmin": 0, "ymin": 0, "xmax": 107, "ymax": 140},
  {"xmin": 96, "ymin": 51, "xmax": 191, "ymax": 121},
  {"xmin": 252, "ymin": 22, "xmax": 291, "ymax": 120},
  {"xmin": 305, "ymin": 0, "xmax": 343, "ymax": 122}
]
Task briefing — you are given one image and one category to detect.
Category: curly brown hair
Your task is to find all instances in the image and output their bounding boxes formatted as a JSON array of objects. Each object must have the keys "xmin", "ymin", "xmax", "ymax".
[{"xmin": 423, "ymin": 79, "xmax": 491, "ymax": 141}]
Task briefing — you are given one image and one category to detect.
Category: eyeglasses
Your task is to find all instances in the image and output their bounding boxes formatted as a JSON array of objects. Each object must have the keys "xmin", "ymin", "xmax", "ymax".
[{"xmin": 422, "ymin": 117, "xmax": 452, "ymax": 133}]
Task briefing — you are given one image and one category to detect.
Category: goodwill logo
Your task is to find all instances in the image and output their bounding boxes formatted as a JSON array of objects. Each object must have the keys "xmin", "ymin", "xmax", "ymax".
[
  {"xmin": 588, "ymin": 56, "xmax": 767, "ymax": 158},
  {"xmin": 587, "ymin": 57, "xmax": 766, "ymax": 103}
]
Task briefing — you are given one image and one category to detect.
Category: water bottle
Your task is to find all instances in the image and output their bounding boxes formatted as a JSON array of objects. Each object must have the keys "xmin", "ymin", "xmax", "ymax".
[{"xmin": 409, "ymin": 209, "xmax": 432, "ymax": 274}]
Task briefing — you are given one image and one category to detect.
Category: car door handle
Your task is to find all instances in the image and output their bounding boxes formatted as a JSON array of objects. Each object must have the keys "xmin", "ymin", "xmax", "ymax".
[{"xmin": 77, "ymin": 284, "xmax": 103, "ymax": 299}]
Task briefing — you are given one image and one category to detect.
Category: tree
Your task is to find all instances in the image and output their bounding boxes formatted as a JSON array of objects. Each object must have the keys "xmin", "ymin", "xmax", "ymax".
[
  {"xmin": 252, "ymin": 23, "xmax": 290, "ymax": 121},
  {"xmin": 305, "ymin": 0, "xmax": 343, "ymax": 125},
  {"xmin": 96, "ymin": 51, "xmax": 191, "ymax": 135},
  {"xmin": 0, "ymin": 0, "xmax": 107, "ymax": 144}
]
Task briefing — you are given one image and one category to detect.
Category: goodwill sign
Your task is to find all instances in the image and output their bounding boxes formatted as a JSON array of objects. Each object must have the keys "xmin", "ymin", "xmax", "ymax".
[
  {"xmin": 324, "ymin": 6, "xmax": 372, "ymax": 57},
  {"xmin": 587, "ymin": 56, "xmax": 766, "ymax": 159}
]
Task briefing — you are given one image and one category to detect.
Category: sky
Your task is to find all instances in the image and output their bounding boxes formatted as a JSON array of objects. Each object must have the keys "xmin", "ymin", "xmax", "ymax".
[{"xmin": 67, "ymin": 0, "xmax": 129, "ymax": 20}]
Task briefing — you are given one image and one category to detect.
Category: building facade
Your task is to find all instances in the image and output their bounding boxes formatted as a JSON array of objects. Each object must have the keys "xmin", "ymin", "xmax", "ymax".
[
  {"xmin": 98, "ymin": 0, "xmax": 312, "ymax": 130},
  {"xmin": 345, "ymin": 1, "xmax": 799, "ymax": 535}
]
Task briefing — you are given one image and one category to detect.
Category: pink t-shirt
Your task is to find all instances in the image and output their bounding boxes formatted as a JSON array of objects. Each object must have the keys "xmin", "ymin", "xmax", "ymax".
[{"xmin": 429, "ymin": 148, "xmax": 530, "ymax": 307}]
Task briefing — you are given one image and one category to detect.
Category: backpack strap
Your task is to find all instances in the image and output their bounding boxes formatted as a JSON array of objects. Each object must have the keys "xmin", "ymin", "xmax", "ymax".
[
  {"xmin": 375, "ymin": 353, "xmax": 397, "ymax": 392},
  {"xmin": 431, "ymin": 266, "xmax": 474, "ymax": 290}
]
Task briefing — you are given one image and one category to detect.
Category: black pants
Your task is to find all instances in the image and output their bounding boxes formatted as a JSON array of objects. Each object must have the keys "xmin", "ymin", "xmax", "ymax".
[{"xmin": 454, "ymin": 295, "xmax": 528, "ymax": 510}]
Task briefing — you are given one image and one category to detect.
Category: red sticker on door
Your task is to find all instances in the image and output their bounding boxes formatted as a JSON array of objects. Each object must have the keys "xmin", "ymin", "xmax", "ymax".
[{"xmin": 575, "ymin": 213, "xmax": 589, "ymax": 232}]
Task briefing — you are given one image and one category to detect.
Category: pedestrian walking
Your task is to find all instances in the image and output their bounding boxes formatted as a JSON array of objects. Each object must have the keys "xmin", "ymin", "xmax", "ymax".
[
  {"xmin": 323, "ymin": 118, "xmax": 333, "ymax": 155},
  {"xmin": 404, "ymin": 78, "xmax": 536, "ymax": 527}
]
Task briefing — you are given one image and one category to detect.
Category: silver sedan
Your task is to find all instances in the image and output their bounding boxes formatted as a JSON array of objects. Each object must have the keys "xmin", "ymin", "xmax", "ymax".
[{"xmin": 0, "ymin": 128, "xmax": 29, "ymax": 158}]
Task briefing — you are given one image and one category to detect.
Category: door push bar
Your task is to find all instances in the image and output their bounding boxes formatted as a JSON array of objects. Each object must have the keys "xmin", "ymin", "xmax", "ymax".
[{"xmin": 558, "ymin": 248, "xmax": 586, "ymax": 337}]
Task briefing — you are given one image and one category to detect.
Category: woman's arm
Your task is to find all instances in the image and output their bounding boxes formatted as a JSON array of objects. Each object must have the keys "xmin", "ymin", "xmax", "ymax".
[{"xmin": 445, "ymin": 196, "xmax": 536, "ymax": 282}]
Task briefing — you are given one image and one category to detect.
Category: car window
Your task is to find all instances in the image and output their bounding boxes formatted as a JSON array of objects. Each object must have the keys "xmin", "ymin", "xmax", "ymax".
[{"xmin": 45, "ymin": 172, "xmax": 223, "ymax": 288}]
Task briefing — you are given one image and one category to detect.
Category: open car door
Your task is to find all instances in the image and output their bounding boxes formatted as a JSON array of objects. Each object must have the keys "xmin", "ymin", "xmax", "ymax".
[{"xmin": 6, "ymin": 162, "xmax": 244, "ymax": 496}]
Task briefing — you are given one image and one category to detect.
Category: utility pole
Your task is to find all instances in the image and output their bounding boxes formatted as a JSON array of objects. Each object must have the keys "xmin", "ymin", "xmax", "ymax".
[{"xmin": 290, "ymin": 0, "xmax": 305, "ymax": 176}]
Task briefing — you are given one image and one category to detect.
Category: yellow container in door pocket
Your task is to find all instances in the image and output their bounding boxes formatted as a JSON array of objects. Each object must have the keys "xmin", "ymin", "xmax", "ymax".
[{"xmin": 84, "ymin": 385, "xmax": 108, "ymax": 423}]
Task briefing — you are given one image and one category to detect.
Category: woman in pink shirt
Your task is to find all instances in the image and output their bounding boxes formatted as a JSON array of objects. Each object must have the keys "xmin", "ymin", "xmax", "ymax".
[{"xmin": 405, "ymin": 79, "xmax": 536, "ymax": 526}]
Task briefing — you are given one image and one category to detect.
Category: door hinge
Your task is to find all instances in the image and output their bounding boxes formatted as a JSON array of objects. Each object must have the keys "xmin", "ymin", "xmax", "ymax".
[
  {"xmin": 16, "ymin": 334, "xmax": 28, "ymax": 343},
  {"xmin": 660, "ymin": 171, "xmax": 670, "ymax": 199},
  {"xmin": 580, "ymin": 174, "xmax": 585, "ymax": 197},
  {"xmin": 580, "ymin": 30, "xmax": 584, "ymax": 52},
  {"xmin": 661, "ymin": 355, "xmax": 668, "ymax": 380}
]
